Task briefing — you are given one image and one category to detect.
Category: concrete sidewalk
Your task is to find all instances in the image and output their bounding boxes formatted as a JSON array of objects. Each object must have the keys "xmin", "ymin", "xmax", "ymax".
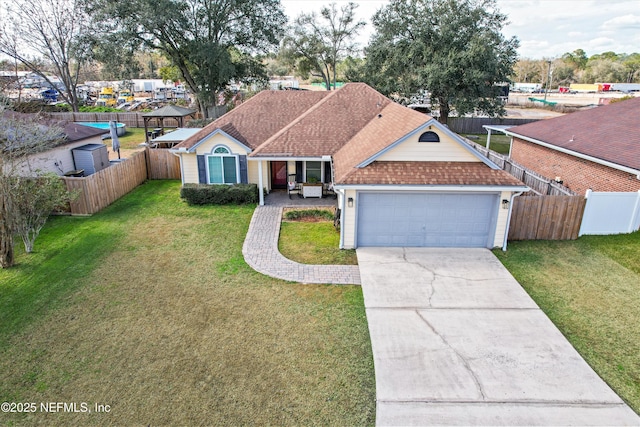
[{"xmin": 357, "ymin": 247, "xmax": 639, "ymax": 426}]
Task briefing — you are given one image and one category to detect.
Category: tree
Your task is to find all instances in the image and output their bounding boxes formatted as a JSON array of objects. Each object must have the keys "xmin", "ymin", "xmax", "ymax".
[
  {"xmin": 621, "ymin": 53, "xmax": 640, "ymax": 83},
  {"xmin": 12, "ymin": 173, "xmax": 77, "ymax": 253},
  {"xmin": 362, "ymin": 0, "xmax": 519, "ymax": 124},
  {"xmin": 0, "ymin": 0, "xmax": 93, "ymax": 112},
  {"xmin": 0, "ymin": 107, "xmax": 67, "ymax": 268},
  {"xmin": 584, "ymin": 58, "xmax": 626, "ymax": 83},
  {"xmin": 562, "ymin": 49, "xmax": 588, "ymax": 71},
  {"xmin": 512, "ymin": 59, "xmax": 542, "ymax": 83},
  {"xmin": 282, "ymin": 3, "xmax": 365, "ymax": 90},
  {"xmin": 86, "ymin": 0, "xmax": 287, "ymax": 116}
]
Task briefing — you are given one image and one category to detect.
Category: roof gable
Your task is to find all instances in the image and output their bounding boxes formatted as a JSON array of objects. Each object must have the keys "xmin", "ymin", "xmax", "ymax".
[
  {"xmin": 507, "ymin": 97, "xmax": 640, "ymax": 171},
  {"xmin": 356, "ymin": 120, "xmax": 498, "ymax": 168},
  {"xmin": 174, "ymin": 128, "xmax": 251, "ymax": 154}
]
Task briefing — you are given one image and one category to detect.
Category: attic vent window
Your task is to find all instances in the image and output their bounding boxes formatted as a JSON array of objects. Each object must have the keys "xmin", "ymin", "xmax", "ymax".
[{"xmin": 419, "ymin": 131, "xmax": 440, "ymax": 143}]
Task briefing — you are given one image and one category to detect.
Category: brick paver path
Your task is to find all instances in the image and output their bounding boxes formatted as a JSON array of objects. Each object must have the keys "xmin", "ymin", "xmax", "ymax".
[{"xmin": 242, "ymin": 206, "xmax": 361, "ymax": 285}]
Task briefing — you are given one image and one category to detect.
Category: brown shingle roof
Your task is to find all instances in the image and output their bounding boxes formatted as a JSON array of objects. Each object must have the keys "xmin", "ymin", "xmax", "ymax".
[
  {"xmin": 251, "ymin": 83, "xmax": 392, "ymax": 157},
  {"xmin": 2, "ymin": 112, "xmax": 107, "ymax": 146},
  {"xmin": 339, "ymin": 161, "xmax": 525, "ymax": 186},
  {"xmin": 333, "ymin": 102, "xmax": 431, "ymax": 183},
  {"xmin": 174, "ymin": 90, "xmax": 328, "ymax": 150},
  {"xmin": 508, "ymin": 97, "xmax": 640, "ymax": 170}
]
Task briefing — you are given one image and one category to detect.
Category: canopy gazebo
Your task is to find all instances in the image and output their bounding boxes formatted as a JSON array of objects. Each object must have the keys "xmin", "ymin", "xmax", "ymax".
[{"xmin": 142, "ymin": 105, "xmax": 197, "ymax": 143}]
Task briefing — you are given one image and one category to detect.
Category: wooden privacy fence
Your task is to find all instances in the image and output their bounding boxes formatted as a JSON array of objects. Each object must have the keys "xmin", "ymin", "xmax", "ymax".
[
  {"xmin": 449, "ymin": 117, "xmax": 539, "ymax": 134},
  {"xmin": 49, "ymin": 112, "xmax": 197, "ymax": 128},
  {"xmin": 464, "ymin": 138, "xmax": 575, "ymax": 196},
  {"xmin": 61, "ymin": 148, "xmax": 180, "ymax": 215},
  {"xmin": 62, "ymin": 151, "xmax": 148, "ymax": 215},
  {"xmin": 508, "ymin": 195, "xmax": 587, "ymax": 240},
  {"xmin": 146, "ymin": 148, "xmax": 181, "ymax": 180}
]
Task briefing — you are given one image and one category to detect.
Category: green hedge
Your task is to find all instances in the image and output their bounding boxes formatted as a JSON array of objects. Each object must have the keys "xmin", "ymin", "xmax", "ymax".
[
  {"xmin": 284, "ymin": 209, "xmax": 334, "ymax": 221},
  {"xmin": 180, "ymin": 183, "xmax": 258, "ymax": 205}
]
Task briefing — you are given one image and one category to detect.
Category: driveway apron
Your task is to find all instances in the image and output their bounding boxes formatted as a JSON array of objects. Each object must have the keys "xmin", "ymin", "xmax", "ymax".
[{"xmin": 357, "ymin": 247, "xmax": 639, "ymax": 426}]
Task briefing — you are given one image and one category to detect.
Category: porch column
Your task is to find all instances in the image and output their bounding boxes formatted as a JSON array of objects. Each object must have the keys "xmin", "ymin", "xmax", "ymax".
[
  {"xmin": 258, "ymin": 161, "xmax": 264, "ymax": 205},
  {"xmin": 486, "ymin": 129, "xmax": 492, "ymax": 151}
]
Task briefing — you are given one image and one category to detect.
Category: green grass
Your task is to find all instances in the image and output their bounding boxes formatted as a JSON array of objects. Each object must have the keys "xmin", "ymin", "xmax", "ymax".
[
  {"xmin": 279, "ymin": 221, "xmax": 358, "ymax": 265},
  {"xmin": 0, "ymin": 181, "xmax": 374, "ymax": 426},
  {"xmin": 465, "ymin": 133, "xmax": 512, "ymax": 154},
  {"xmin": 494, "ymin": 232, "xmax": 640, "ymax": 413},
  {"xmin": 116, "ymin": 127, "xmax": 147, "ymax": 150}
]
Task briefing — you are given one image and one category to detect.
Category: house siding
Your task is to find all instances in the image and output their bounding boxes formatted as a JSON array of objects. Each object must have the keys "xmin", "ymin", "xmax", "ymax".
[
  {"xmin": 194, "ymin": 133, "xmax": 250, "ymax": 156},
  {"xmin": 182, "ymin": 154, "xmax": 199, "ymax": 184},
  {"xmin": 493, "ymin": 191, "xmax": 512, "ymax": 248},
  {"xmin": 15, "ymin": 136, "xmax": 105, "ymax": 176},
  {"xmin": 512, "ymin": 138, "xmax": 640, "ymax": 195},
  {"xmin": 342, "ymin": 189, "xmax": 358, "ymax": 249},
  {"xmin": 377, "ymin": 129, "xmax": 480, "ymax": 162},
  {"xmin": 178, "ymin": 133, "xmax": 253, "ymax": 185}
]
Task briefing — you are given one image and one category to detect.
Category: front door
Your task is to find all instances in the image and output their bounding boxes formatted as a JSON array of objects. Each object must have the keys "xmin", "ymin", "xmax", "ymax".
[{"xmin": 271, "ymin": 161, "xmax": 288, "ymax": 189}]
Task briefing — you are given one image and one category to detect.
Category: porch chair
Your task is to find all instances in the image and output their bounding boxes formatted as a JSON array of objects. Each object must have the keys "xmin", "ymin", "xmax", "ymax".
[{"xmin": 288, "ymin": 174, "xmax": 302, "ymax": 199}]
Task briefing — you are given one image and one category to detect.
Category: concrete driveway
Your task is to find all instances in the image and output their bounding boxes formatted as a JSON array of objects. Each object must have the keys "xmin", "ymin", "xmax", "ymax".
[{"xmin": 357, "ymin": 247, "xmax": 639, "ymax": 426}]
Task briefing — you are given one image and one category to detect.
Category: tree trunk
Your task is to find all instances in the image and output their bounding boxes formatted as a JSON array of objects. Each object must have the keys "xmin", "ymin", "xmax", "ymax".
[
  {"xmin": 0, "ymin": 195, "xmax": 15, "ymax": 268},
  {"xmin": 199, "ymin": 99, "xmax": 209, "ymax": 119},
  {"xmin": 438, "ymin": 97, "xmax": 450, "ymax": 125}
]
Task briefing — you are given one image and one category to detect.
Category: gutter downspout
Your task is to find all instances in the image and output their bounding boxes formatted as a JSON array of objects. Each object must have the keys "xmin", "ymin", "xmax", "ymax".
[
  {"xmin": 169, "ymin": 149, "xmax": 186, "ymax": 185},
  {"xmin": 334, "ymin": 188, "xmax": 346, "ymax": 249},
  {"xmin": 502, "ymin": 191, "xmax": 524, "ymax": 251},
  {"xmin": 258, "ymin": 161, "xmax": 264, "ymax": 206}
]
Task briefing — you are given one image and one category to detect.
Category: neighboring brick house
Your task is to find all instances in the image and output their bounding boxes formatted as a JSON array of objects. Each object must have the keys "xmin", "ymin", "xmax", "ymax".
[{"xmin": 503, "ymin": 97, "xmax": 640, "ymax": 195}]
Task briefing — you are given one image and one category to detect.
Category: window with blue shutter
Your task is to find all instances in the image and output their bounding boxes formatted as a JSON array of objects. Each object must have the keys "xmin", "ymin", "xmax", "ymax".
[{"xmin": 206, "ymin": 146, "xmax": 239, "ymax": 184}]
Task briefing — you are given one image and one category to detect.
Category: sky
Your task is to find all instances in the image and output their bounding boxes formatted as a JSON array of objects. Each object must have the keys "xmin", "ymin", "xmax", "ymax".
[{"xmin": 281, "ymin": 0, "xmax": 640, "ymax": 59}]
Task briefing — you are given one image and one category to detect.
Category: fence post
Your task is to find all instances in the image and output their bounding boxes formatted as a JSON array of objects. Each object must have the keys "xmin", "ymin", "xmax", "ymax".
[
  {"xmin": 629, "ymin": 190, "xmax": 640, "ymax": 232},
  {"xmin": 144, "ymin": 146, "xmax": 152, "ymax": 180}
]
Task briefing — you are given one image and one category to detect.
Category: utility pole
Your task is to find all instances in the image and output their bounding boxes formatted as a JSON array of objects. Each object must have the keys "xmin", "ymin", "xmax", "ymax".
[{"xmin": 544, "ymin": 60, "xmax": 552, "ymax": 102}]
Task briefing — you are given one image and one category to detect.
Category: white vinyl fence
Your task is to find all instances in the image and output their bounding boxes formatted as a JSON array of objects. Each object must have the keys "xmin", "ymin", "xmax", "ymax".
[{"xmin": 579, "ymin": 190, "xmax": 640, "ymax": 235}]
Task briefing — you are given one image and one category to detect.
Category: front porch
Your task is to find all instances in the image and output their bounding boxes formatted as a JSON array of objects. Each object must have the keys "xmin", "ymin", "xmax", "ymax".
[{"xmin": 264, "ymin": 190, "xmax": 338, "ymax": 207}]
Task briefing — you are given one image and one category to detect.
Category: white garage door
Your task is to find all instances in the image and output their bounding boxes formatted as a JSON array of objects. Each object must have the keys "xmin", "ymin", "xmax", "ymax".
[{"xmin": 356, "ymin": 192, "xmax": 499, "ymax": 247}]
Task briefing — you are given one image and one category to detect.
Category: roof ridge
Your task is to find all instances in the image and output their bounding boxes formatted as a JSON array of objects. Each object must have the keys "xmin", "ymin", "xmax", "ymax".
[{"xmin": 251, "ymin": 89, "xmax": 339, "ymax": 155}]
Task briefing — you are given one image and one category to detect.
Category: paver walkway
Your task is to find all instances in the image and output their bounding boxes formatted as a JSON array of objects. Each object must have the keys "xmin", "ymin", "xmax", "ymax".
[{"xmin": 242, "ymin": 205, "xmax": 361, "ymax": 285}]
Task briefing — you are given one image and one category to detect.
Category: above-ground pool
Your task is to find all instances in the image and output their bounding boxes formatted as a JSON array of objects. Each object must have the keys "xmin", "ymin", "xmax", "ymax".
[{"xmin": 76, "ymin": 122, "xmax": 127, "ymax": 137}]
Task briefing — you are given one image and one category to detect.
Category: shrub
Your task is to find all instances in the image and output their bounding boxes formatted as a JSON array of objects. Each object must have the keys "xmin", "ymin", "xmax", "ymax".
[
  {"xmin": 180, "ymin": 183, "xmax": 258, "ymax": 205},
  {"xmin": 78, "ymin": 106, "xmax": 121, "ymax": 113},
  {"xmin": 284, "ymin": 209, "xmax": 334, "ymax": 221}
]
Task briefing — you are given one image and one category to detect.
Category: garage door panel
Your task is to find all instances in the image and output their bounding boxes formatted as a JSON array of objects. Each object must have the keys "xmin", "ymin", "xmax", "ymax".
[{"xmin": 357, "ymin": 192, "xmax": 498, "ymax": 248}]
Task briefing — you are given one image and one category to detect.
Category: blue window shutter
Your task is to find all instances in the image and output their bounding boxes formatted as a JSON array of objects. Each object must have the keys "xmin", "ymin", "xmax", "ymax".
[
  {"xmin": 197, "ymin": 155, "xmax": 207, "ymax": 184},
  {"xmin": 295, "ymin": 161, "xmax": 303, "ymax": 182},
  {"xmin": 323, "ymin": 161, "xmax": 332, "ymax": 183},
  {"xmin": 239, "ymin": 155, "xmax": 248, "ymax": 184}
]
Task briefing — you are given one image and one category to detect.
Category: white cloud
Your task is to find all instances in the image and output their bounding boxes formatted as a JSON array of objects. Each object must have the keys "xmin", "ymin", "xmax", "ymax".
[
  {"xmin": 601, "ymin": 14, "xmax": 640, "ymax": 30},
  {"xmin": 281, "ymin": 0, "xmax": 640, "ymax": 59}
]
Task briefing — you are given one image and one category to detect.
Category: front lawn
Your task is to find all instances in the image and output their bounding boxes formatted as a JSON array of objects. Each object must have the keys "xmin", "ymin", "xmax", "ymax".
[
  {"xmin": 495, "ymin": 232, "xmax": 640, "ymax": 413},
  {"xmin": 0, "ymin": 181, "xmax": 375, "ymax": 426},
  {"xmin": 279, "ymin": 221, "xmax": 358, "ymax": 265}
]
